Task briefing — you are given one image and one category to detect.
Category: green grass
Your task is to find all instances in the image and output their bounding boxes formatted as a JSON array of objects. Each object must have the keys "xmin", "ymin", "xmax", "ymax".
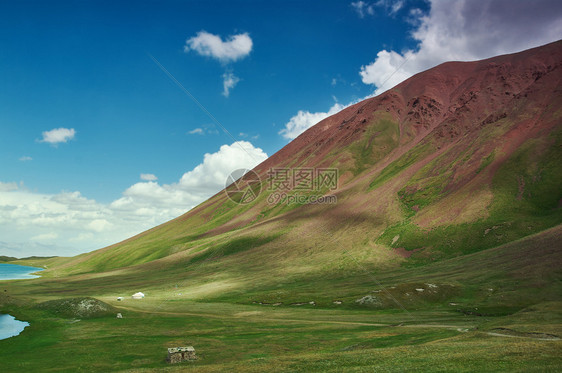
[
  {"xmin": 1, "ymin": 224, "xmax": 561, "ymax": 371},
  {"xmin": 3, "ymin": 70, "xmax": 562, "ymax": 371},
  {"xmin": 351, "ymin": 117, "xmax": 400, "ymax": 175},
  {"xmin": 369, "ymin": 141, "xmax": 433, "ymax": 190},
  {"xmin": 185, "ymin": 235, "xmax": 280, "ymax": 265},
  {"xmin": 374, "ymin": 125, "xmax": 562, "ymax": 264},
  {"xmin": 397, "ymin": 145, "xmax": 476, "ymax": 211},
  {"xmin": 1, "ymin": 298, "xmax": 560, "ymax": 372}
]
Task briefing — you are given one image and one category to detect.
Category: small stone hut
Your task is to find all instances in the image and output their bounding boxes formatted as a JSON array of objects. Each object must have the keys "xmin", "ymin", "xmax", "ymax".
[{"xmin": 166, "ymin": 346, "xmax": 197, "ymax": 363}]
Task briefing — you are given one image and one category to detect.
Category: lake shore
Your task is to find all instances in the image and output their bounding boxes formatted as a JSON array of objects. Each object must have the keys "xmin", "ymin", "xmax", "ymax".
[
  {"xmin": 0, "ymin": 263, "xmax": 44, "ymax": 281},
  {"xmin": 0, "ymin": 314, "xmax": 29, "ymax": 340}
]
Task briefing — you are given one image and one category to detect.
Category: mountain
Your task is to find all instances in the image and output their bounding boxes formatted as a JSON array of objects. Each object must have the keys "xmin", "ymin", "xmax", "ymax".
[{"xmin": 39, "ymin": 41, "xmax": 562, "ymax": 309}]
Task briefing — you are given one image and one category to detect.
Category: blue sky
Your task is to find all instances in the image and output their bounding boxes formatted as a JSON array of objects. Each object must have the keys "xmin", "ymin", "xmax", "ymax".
[
  {"xmin": 1, "ymin": 0, "xmax": 561, "ymax": 257},
  {"xmin": 0, "ymin": 0, "xmax": 422, "ymax": 201}
]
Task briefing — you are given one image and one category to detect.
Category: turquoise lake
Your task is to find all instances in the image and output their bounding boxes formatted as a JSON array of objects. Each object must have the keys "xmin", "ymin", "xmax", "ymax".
[
  {"xmin": 0, "ymin": 314, "xmax": 29, "ymax": 340},
  {"xmin": 0, "ymin": 263, "xmax": 43, "ymax": 280},
  {"xmin": 0, "ymin": 263, "xmax": 43, "ymax": 339}
]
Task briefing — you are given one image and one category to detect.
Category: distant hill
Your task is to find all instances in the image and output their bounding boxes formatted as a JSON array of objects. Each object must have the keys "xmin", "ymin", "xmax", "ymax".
[
  {"xmin": 49, "ymin": 40, "xmax": 562, "ymax": 292},
  {"xmin": 0, "ymin": 256, "xmax": 57, "ymax": 263}
]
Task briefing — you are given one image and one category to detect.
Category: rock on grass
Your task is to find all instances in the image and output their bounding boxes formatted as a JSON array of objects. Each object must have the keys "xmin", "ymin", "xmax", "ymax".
[{"xmin": 36, "ymin": 297, "xmax": 116, "ymax": 318}]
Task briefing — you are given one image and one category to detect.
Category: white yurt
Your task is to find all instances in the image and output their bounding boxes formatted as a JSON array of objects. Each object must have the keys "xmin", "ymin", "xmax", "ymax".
[{"xmin": 132, "ymin": 292, "xmax": 145, "ymax": 299}]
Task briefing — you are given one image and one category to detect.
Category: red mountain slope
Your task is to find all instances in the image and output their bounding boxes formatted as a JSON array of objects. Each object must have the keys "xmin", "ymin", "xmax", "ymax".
[{"xmin": 56, "ymin": 40, "xmax": 562, "ymax": 274}]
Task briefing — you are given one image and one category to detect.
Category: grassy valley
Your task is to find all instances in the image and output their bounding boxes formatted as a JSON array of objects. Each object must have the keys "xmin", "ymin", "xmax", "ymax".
[{"xmin": 1, "ymin": 42, "xmax": 562, "ymax": 372}]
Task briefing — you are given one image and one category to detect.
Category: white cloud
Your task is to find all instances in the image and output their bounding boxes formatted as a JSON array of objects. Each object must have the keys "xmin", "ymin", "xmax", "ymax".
[
  {"xmin": 281, "ymin": 0, "xmax": 562, "ymax": 142},
  {"xmin": 19, "ymin": 156, "xmax": 32, "ymax": 162},
  {"xmin": 178, "ymin": 141, "xmax": 267, "ymax": 192},
  {"xmin": 382, "ymin": 0, "xmax": 404, "ymax": 15},
  {"xmin": 31, "ymin": 232, "xmax": 58, "ymax": 242},
  {"xmin": 222, "ymin": 72, "xmax": 240, "ymax": 97},
  {"xmin": 40, "ymin": 127, "xmax": 76, "ymax": 145},
  {"xmin": 360, "ymin": 0, "xmax": 562, "ymax": 95},
  {"xmin": 184, "ymin": 31, "xmax": 251, "ymax": 96},
  {"xmin": 188, "ymin": 128, "xmax": 204, "ymax": 135},
  {"xmin": 69, "ymin": 233, "xmax": 94, "ymax": 243},
  {"xmin": 351, "ymin": 1, "xmax": 375, "ymax": 18},
  {"xmin": 0, "ymin": 142, "xmax": 268, "ymax": 257},
  {"xmin": 184, "ymin": 31, "xmax": 253, "ymax": 63},
  {"xmin": 0, "ymin": 182, "xmax": 19, "ymax": 192},
  {"xmin": 406, "ymin": 7, "xmax": 424, "ymax": 25},
  {"xmin": 140, "ymin": 173, "xmax": 158, "ymax": 181},
  {"xmin": 187, "ymin": 127, "xmax": 219, "ymax": 135},
  {"xmin": 87, "ymin": 219, "xmax": 111, "ymax": 233},
  {"xmin": 279, "ymin": 103, "xmax": 346, "ymax": 140},
  {"xmin": 359, "ymin": 49, "xmax": 413, "ymax": 92},
  {"xmin": 352, "ymin": 0, "xmax": 404, "ymax": 18}
]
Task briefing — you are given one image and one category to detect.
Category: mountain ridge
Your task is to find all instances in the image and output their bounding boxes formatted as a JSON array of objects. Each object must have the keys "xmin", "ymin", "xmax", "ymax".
[{"xmin": 46, "ymin": 40, "xmax": 562, "ymax": 277}]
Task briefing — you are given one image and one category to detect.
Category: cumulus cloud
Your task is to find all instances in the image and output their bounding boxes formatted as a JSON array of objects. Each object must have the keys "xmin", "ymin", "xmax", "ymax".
[
  {"xmin": 140, "ymin": 173, "xmax": 157, "ymax": 181},
  {"xmin": 279, "ymin": 102, "xmax": 346, "ymax": 140},
  {"xmin": 360, "ymin": 0, "xmax": 562, "ymax": 94},
  {"xmin": 0, "ymin": 142, "xmax": 267, "ymax": 257},
  {"xmin": 184, "ymin": 31, "xmax": 252, "ymax": 96},
  {"xmin": 184, "ymin": 31, "xmax": 253, "ymax": 63},
  {"xmin": 222, "ymin": 72, "xmax": 240, "ymax": 97},
  {"xmin": 178, "ymin": 141, "xmax": 267, "ymax": 192},
  {"xmin": 40, "ymin": 127, "xmax": 76, "ymax": 145},
  {"xmin": 19, "ymin": 156, "xmax": 32, "ymax": 162},
  {"xmin": 359, "ymin": 49, "xmax": 413, "ymax": 91}
]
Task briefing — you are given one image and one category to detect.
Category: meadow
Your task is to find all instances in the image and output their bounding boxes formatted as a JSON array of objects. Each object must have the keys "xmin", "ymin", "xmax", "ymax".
[{"xmin": 1, "ymin": 225, "xmax": 561, "ymax": 372}]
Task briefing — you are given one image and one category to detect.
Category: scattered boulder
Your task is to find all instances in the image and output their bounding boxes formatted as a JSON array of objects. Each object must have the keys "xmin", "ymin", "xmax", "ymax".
[
  {"xmin": 116, "ymin": 313, "xmax": 123, "ymax": 319},
  {"xmin": 355, "ymin": 295, "xmax": 382, "ymax": 306},
  {"xmin": 37, "ymin": 297, "xmax": 116, "ymax": 318}
]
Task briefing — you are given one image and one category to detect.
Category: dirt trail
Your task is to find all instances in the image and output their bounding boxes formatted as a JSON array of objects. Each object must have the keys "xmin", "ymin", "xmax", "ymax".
[
  {"xmin": 117, "ymin": 304, "xmax": 473, "ymax": 330},
  {"xmin": 484, "ymin": 331, "xmax": 561, "ymax": 341},
  {"xmin": 116, "ymin": 305, "xmax": 388, "ymax": 327},
  {"xmin": 116, "ymin": 305, "xmax": 562, "ymax": 342}
]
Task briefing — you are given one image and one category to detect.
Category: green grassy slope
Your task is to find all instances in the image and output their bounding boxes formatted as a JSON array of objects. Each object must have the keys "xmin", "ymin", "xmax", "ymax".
[{"xmin": 1, "ymin": 225, "xmax": 561, "ymax": 372}]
